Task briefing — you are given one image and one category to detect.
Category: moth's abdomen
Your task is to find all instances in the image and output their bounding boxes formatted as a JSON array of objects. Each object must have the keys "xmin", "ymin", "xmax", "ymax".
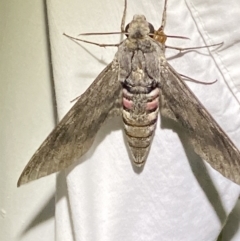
[{"xmin": 122, "ymin": 87, "xmax": 160, "ymax": 166}]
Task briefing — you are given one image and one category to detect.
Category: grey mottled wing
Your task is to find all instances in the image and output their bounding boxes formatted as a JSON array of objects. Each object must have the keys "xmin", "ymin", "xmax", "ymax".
[
  {"xmin": 160, "ymin": 63, "xmax": 240, "ymax": 185},
  {"xmin": 18, "ymin": 62, "xmax": 121, "ymax": 186}
]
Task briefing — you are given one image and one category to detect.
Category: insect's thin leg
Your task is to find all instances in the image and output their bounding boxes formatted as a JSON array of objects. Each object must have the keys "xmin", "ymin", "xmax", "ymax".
[
  {"xmin": 78, "ymin": 32, "xmax": 124, "ymax": 36},
  {"xmin": 165, "ymin": 42, "xmax": 223, "ymax": 52},
  {"xmin": 180, "ymin": 73, "xmax": 217, "ymax": 85},
  {"xmin": 63, "ymin": 33, "xmax": 121, "ymax": 47},
  {"xmin": 121, "ymin": 0, "xmax": 127, "ymax": 32}
]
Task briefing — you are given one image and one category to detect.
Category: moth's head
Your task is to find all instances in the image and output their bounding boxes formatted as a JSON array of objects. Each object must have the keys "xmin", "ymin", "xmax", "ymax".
[{"xmin": 125, "ymin": 15, "xmax": 154, "ymax": 39}]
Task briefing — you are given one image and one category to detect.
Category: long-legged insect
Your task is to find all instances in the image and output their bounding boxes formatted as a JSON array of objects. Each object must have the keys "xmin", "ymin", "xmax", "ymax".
[{"xmin": 18, "ymin": 0, "xmax": 240, "ymax": 186}]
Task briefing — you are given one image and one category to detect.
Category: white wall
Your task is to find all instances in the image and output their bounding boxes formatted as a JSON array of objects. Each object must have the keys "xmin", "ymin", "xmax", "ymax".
[{"xmin": 0, "ymin": 0, "xmax": 55, "ymax": 240}]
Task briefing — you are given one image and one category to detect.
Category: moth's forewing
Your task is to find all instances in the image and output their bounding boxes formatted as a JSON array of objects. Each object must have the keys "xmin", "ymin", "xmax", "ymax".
[
  {"xmin": 159, "ymin": 63, "xmax": 240, "ymax": 185},
  {"xmin": 17, "ymin": 63, "xmax": 121, "ymax": 186}
]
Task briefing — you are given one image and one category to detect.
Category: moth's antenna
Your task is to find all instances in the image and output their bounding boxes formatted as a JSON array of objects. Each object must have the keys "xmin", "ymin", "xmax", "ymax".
[
  {"xmin": 160, "ymin": 0, "xmax": 168, "ymax": 31},
  {"xmin": 153, "ymin": 0, "xmax": 168, "ymax": 44},
  {"xmin": 121, "ymin": 0, "xmax": 127, "ymax": 32}
]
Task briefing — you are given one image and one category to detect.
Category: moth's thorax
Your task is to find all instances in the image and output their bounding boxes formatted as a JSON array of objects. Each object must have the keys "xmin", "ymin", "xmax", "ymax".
[{"xmin": 127, "ymin": 15, "xmax": 150, "ymax": 39}]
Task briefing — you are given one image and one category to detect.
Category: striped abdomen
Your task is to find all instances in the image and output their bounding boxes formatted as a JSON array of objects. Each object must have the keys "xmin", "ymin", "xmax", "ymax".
[{"xmin": 122, "ymin": 84, "xmax": 160, "ymax": 166}]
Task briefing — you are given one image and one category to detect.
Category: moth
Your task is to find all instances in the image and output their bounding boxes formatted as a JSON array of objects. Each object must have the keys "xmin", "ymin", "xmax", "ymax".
[{"xmin": 18, "ymin": 0, "xmax": 240, "ymax": 186}]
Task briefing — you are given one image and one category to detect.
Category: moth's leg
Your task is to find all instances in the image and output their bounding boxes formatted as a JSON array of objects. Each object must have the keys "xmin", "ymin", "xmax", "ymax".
[
  {"xmin": 63, "ymin": 33, "xmax": 121, "ymax": 47},
  {"xmin": 165, "ymin": 42, "xmax": 223, "ymax": 52},
  {"xmin": 165, "ymin": 42, "xmax": 222, "ymax": 85},
  {"xmin": 121, "ymin": 0, "xmax": 127, "ymax": 32},
  {"xmin": 179, "ymin": 74, "xmax": 217, "ymax": 85}
]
